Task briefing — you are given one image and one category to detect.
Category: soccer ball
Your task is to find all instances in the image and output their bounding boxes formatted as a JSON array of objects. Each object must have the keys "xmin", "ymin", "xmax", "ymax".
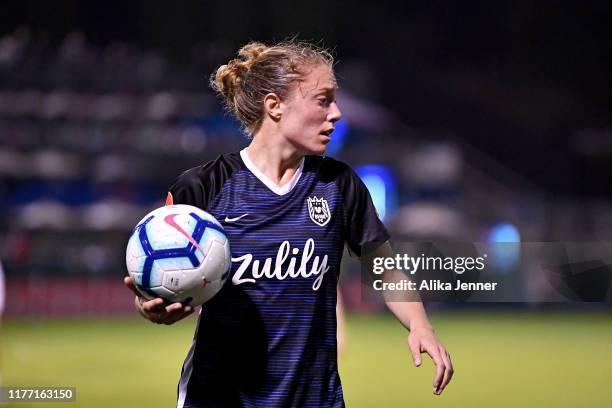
[{"xmin": 126, "ymin": 204, "xmax": 231, "ymax": 306}]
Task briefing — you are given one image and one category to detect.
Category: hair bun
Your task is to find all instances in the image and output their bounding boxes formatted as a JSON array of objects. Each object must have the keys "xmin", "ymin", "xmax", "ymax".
[
  {"xmin": 237, "ymin": 42, "xmax": 268, "ymax": 69},
  {"xmin": 210, "ymin": 42, "xmax": 268, "ymax": 107}
]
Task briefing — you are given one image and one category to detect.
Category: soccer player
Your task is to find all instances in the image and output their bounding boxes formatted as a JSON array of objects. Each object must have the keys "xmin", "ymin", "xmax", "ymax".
[{"xmin": 124, "ymin": 40, "xmax": 453, "ymax": 407}]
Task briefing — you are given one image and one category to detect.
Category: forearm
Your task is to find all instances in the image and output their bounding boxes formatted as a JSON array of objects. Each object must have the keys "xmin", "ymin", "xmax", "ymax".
[
  {"xmin": 385, "ymin": 299, "xmax": 433, "ymax": 332},
  {"xmin": 362, "ymin": 241, "xmax": 434, "ymax": 332},
  {"xmin": 360, "ymin": 242, "xmax": 453, "ymax": 394}
]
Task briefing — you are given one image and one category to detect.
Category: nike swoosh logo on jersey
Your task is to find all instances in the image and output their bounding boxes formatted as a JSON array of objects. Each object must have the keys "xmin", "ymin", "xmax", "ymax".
[{"xmin": 224, "ymin": 214, "xmax": 249, "ymax": 223}]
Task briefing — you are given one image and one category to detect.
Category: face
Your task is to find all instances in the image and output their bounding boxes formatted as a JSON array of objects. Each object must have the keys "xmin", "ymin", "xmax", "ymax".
[{"xmin": 278, "ymin": 63, "xmax": 342, "ymax": 155}]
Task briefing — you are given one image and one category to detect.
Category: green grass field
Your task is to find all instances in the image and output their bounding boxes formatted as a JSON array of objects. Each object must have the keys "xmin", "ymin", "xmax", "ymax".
[{"xmin": 3, "ymin": 311, "xmax": 612, "ymax": 407}]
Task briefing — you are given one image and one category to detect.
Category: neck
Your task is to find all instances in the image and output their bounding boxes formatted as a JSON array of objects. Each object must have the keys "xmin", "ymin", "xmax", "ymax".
[{"xmin": 246, "ymin": 126, "xmax": 304, "ymax": 187}]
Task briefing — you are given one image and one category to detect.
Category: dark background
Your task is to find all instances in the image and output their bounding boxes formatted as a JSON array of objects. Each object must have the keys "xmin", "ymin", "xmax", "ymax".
[{"xmin": 3, "ymin": 0, "xmax": 611, "ymax": 195}]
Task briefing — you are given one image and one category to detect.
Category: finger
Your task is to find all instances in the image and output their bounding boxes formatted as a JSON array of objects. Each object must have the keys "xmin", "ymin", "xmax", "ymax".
[
  {"xmin": 163, "ymin": 306, "xmax": 194, "ymax": 325},
  {"xmin": 150, "ymin": 314, "xmax": 165, "ymax": 324},
  {"xmin": 161, "ymin": 305, "xmax": 193, "ymax": 325},
  {"xmin": 142, "ymin": 298, "xmax": 165, "ymax": 313},
  {"xmin": 407, "ymin": 335, "xmax": 422, "ymax": 367},
  {"xmin": 123, "ymin": 276, "xmax": 142, "ymax": 298},
  {"xmin": 158, "ymin": 303, "xmax": 188, "ymax": 323},
  {"xmin": 143, "ymin": 304, "xmax": 166, "ymax": 320},
  {"xmin": 438, "ymin": 347, "xmax": 454, "ymax": 394},
  {"xmin": 426, "ymin": 345, "xmax": 445, "ymax": 394},
  {"xmin": 134, "ymin": 296, "xmax": 147, "ymax": 318},
  {"xmin": 164, "ymin": 302, "xmax": 185, "ymax": 314}
]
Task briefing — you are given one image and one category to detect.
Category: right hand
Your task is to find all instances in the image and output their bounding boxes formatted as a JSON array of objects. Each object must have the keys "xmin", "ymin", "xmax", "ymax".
[{"xmin": 123, "ymin": 276, "xmax": 195, "ymax": 325}]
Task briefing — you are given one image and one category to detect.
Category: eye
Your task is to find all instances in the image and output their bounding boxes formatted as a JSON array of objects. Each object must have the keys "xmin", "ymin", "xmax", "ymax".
[{"xmin": 318, "ymin": 96, "xmax": 333, "ymax": 107}]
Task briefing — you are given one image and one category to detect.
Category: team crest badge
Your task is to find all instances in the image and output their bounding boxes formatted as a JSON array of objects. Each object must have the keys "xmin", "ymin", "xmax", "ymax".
[{"xmin": 307, "ymin": 196, "xmax": 331, "ymax": 226}]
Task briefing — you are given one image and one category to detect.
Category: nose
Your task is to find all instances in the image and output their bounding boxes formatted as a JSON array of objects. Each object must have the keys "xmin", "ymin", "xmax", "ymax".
[{"xmin": 328, "ymin": 101, "xmax": 342, "ymax": 123}]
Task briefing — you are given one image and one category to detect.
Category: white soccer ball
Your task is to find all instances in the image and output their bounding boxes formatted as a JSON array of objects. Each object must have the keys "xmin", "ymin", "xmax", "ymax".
[{"xmin": 126, "ymin": 204, "xmax": 231, "ymax": 306}]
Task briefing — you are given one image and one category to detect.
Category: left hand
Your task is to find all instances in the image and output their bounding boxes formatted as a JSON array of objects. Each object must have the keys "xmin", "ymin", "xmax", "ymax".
[{"xmin": 408, "ymin": 324, "xmax": 454, "ymax": 395}]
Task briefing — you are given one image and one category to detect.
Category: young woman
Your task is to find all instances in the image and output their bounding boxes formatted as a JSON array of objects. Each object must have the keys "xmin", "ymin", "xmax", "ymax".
[{"xmin": 124, "ymin": 40, "xmax": 453, "ymax": 407}]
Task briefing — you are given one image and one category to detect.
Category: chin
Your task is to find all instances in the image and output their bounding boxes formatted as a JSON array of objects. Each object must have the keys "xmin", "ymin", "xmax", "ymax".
[
  {"xmin": 295, "ymin": 139, "xmax": 328, "ymax": 156},
  {"xmin": 309, "ymin": 145, "xmax": 327, "ymax": 156}
]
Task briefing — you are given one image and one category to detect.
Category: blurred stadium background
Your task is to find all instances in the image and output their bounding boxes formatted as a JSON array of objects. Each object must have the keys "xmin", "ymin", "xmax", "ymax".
[{"xmin": 1, "ymin": 1, "xmax": 611, "ymax": 407}]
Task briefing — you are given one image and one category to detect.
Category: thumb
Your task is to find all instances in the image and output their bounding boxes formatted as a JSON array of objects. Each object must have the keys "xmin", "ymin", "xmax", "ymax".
[
  {"xmin": 408, "ymin": 337, "xmax": 422, "ymax": 367},
  {"xmin": 123, "ymin": 276, "xmax": 142, "ymax": 298}
]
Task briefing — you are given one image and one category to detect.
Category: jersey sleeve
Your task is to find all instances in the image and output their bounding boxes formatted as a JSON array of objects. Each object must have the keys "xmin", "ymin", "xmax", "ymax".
[
  {"xmin": 167, "ymin": 152, "xmax": 244, "ymax": 210},
  {"xmin": 334, "ymin": 162, "xmax": 390, "ymax": 257},
  {"xmin": 168, "ymin": 168, "xmax": 207, "ymax": 209}
]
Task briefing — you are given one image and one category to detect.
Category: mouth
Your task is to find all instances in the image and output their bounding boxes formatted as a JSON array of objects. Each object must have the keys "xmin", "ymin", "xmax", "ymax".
[{"xmin": 320, "ymin": 128, "xmax": 334, "ymax": 137}]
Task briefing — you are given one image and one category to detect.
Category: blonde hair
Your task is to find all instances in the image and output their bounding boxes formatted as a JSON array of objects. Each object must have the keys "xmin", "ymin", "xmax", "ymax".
[{"xmin": 210, "ymin": 40, "xmax": 334, "ymax": 135}]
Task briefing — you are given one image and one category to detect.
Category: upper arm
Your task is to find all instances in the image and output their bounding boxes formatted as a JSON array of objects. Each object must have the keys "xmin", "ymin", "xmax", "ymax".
[{"xmin": 334, "ymin": 162, "xmax": 390, "ymax": 257}]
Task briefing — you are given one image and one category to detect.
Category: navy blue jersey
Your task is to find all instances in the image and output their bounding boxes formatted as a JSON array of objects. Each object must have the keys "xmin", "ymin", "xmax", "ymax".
[{"xmin": 172, "ymin": 149, "xmax": 389, "ymax": 408}]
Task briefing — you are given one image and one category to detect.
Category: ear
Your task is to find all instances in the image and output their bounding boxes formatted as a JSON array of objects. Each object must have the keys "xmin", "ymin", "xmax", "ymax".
[{"xmin": 263, "ymin": 93, "xmax": 283, "ymax": 121}]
